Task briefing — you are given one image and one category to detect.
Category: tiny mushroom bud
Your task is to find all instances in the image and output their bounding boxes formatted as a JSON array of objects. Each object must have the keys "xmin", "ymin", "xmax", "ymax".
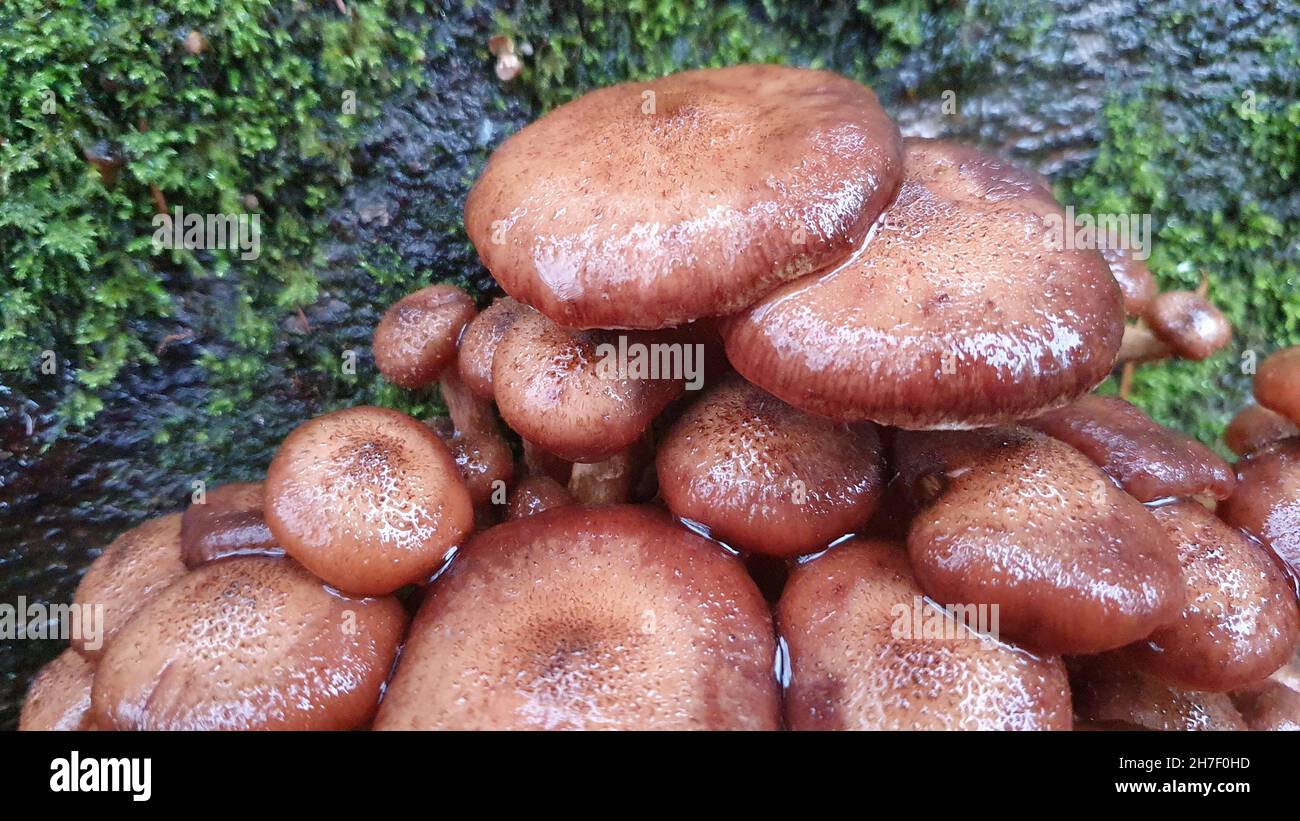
[
  {"xmin": 1025, "ymin": 394, "xmax": 1235, "ymax": 502},
  {"xmin": 180, "ymin": 481, "xmax": 281, "ymax": 568},
  {"xmin": 506, "ymin": 474, "xmax": 574, "ymax": 520},
  {"xmin": 1101, "ymin": 246, "xmax": 1158, "ymax": 317},
  {"xmin": 1224, "ymin": 404, "xmax": 1299, "ymax": 457},
  {"xmin": 1254, "ymin": 345, "xmax": 1300, "ymax": 425},
  {"xmin": 19, "ymin": 650, "xmax": 96, "ymax": 731},
  {"xmin": 465, "ymin": 64, "xmax": 903, "ymax": 329},
  {"xmin": 1121, "ymin": 289, "xmax": 1232, "ymax": 363},
  {"xmin": 722, "ymin": 139, "xmax": 1124, "ymax": 428},
  {"xmin": 1069, "ymin": 658, "xmax": 1247, "ymax": 731},
  {"xmin": 183, "ymin": 29, "xmax": 208, "ymax": 55},
  {"xmin": 374, "ymin": 506, "xmax": 780, "ymax": 730},
  {"xmin": 1218, "ymin": 437, "xmax": 1300, "ymax": 579},
  {"xmin": 778, "ymin": 539, "xmax": 1072, "ymax": 730}
]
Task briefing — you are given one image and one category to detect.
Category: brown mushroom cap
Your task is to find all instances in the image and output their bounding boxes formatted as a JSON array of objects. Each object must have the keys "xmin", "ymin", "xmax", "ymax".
[
  {"xmin": 265, "ymin": 406, "xmax": 474, "ymax": 595},
  {"xmin": 1144, "ymin": 290, "xmax": 1232, "ymax": 361},
  {"xmin": 1101, "ymin": 246, "xmax": 1157, "ymax": 317},
  {"xmin": 71, "ymin": 512, "xmax": 186, "ymax": 659},
  {"xmin": 19, "ymin": 649, "xmax": 96, "ymax": 731},
  {"xmin": 372, "ymin": 284, "xmax": 477, "ymax": 389},
  {"xmin": 373, "ymin": 505, "xmax": 779, "ymax": 730},
  {"xmin": 456, "ymin": 296, "xmax": 525, "ymax": 400},
  {"xmin": 1115, "ymin": 500, "xmax": 1299, "ymax": 692},
  {"xmin": 1225, "ymin": 404, "xmax": 1299, "ymax": 457},
  {"xmin": 1218, "ymin": 437, "xmax": 1300, "ymax": 579},
  {"xmin": 181, "ymin": 482, "xmax": 281, "ymax": 568},
  {"xmin": 465, "ymin": 64, "xmax": 903, "ymax": 330},
  {"xmin": 1255, "ymin": 345, "xmax": 1300, "ymax": 424},
  {"xmin": 656, "ymin": 376, "xmax": 884, "ymax": 557},
  {"xmin": 1230, "ymin": 680, "xmax": 1300, "ymax": 731},
  {"xmin": 897, "ymin": 427, "xmax": 1182, "ymax": 654},
  {"xmin": 721, "ymin": 138, "xmax": 1124, "ymax": 428},
  {"xmin": 1025, "ymin": 394, "xmax": 1235, "ymax": 502},
  {"xmin": 506, "ymin": 474, "xmax": 574, "ymax": 520},
  {"xmin": 91, "ymin": 556, "xmax": 406, "ymax": 731},
  {"xmin": 1069, "ymin": 658, "xmax": 1247, "ymax": 731},
  {"xmin": 778, "ymin": 539, "xmax": 1072, "ymax": 730},
  {"xmin": 492, "ymin": 307, "xmax": 684, "ymax": 462}
]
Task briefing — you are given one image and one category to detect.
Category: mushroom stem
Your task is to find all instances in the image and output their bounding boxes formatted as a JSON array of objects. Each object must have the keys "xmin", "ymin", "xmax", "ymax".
[
  {"xmin": 1116, "ymin": 323, "xmax": 1171, "ymax": 364},
  {"xmin": 438, "ymin": 368, "xmax": 495, "ymax": 440},
  {"xmin": 568, "ymin": 437, "xmax": 651, "ymax": 505},
  {"xmin": 522, "ymin": 439, "xmax": 572, "ymax": 485}
]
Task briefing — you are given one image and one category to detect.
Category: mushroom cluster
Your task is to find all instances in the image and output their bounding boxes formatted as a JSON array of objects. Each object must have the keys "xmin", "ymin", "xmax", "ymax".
[{"xmin": 22, "ymin": 65, "xmax": 1299, "ymax": 731}]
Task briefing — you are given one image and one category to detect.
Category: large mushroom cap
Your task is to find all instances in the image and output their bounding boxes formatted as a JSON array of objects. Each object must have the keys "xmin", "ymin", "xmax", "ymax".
[
  {"xmin": 722, "ymin": 138, "xmax": 1124, "ymax": 428},
  {"xmin": 778, "ymin": 539, "xmax": 1072, "ymax": 730},
  {"xmin": 91, "ymin": 556, "xmax": 406, "ymax": 731},
  {"xmin": 1117, "ymin": 500, "xmax": 1299, "ymax": 692},
  {"xmin": 656, "ymin": 375, "xmax": 884, "ymax": 557},
  {"xmin": 1218, "ymin": 437, "xmax": 1300, "ymax": 579},
  {"xmin": 19, "ymin": 649, "xmax": 96, "ymax": 731},
  {"xmin": 1025, "ymin": 394, "xmax": 1235, "ymax": 502},
  {"xmin": 372, "ymin": 284, "xmax": 477, "ymax": 389},
  {"xmin": 1255, "ymin": 345, "xmax": 1300, "ymax": 424},
  {"xmin": 265, "ymin": 406, "xmax": 474, "ymax": 595},
  {"xmin": 374, "ymin": 505, "xmax": 780, "ymax": 730},
  {"xmin": 897, "ymin": 427, "xmax": 1182, "ymax": 654},
  {"xmin": 71, "ymin": 512, "xmax": 186, "ymax": 659},
  {"xmin": 465, "ymin": 64, "xmax": 903, "ymax": 329}
]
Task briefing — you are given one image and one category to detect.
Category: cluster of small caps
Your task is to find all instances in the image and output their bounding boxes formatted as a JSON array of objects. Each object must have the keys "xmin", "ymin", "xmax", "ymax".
[{"xmin": 21, "ymin": 66, "xmax": 1299, "ymax": 731}]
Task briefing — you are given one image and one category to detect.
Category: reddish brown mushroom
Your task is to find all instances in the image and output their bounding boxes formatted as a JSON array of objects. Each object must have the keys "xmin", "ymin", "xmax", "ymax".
[
  {"xmin": 91, "ymin": 557, "xmax": 406, "ymax": 731},
  {"xmin": 1230, "ymin": 680, "xmax": 1300, "ymax": 731},
  {"xmin": 506, "ymin": 474, "xmax": 574, "ymax": 520},
  {"xmin": 1255, "ymin": 345, "xmax": 1300, "ymax": 425},
  {"xmin": 1025, "ymin": 394, "xmax": 1235, "ymax": 502},
  {"xmin": 1224, "ymin": 404, "xmax": 1299, "ymax": 457},
  {"xmin": 1069, "ymin": 658, "xmax": 1246, "ymax": 731},
  {"xmin": 1101, "ymin": 246, "xmax": 1157, "ymax": 318},
  {"xmin": 372, "ymin": 284, "xmax": 477, "ymax": 389},
  {"xmin": 1218, "ymin": 437, "xmax": 1300, "ymax": 579},
  {"xmin": 656, "ymin": 376, "xmax": 884, "ymax": 557},
  {"xmin": 778, "ymin": 539, "xmax": 1072, "ymax": 730},
  {"xmin": 427, "ymin": 371, "xmax": 514, "ymax": 508},
  {"xmin": 19, "ymin": 650, "xmax": 96, "ymax": 731},
  {"xmin": 1119, "ymin": 290, "xmax": 1232, "ymax": 363},
  {"xmin": 71, "ymin": 512, "xmax": 187, "ymax": 659},
  {"xmin": 180, "ymin": 481, "xmax": 281, "ymax": 568},
  {"xmin": 1114, "ymin": 500, "xmax": 1299, "ymax": 692},
  {"xmin": 456, "ymin": 296, "xmax": 525, "ymax": 401},
  {"xmin": 722, "ymin": 138, "xmax": 1124, "ymax": 428},
  {"xmin": 465, "ymin": 64, "xmax": 903, "ymax": 329},
  {"xmin": 374, "ymin": 505, "xmax": 780, "ymax": 730},
  {"xmin": 896, "ymin": 427, "xmax": 1182, "ymax": 654},
  {"xmin": 265, "ymin": 406, "xmax": 474, "ymax": 595}
]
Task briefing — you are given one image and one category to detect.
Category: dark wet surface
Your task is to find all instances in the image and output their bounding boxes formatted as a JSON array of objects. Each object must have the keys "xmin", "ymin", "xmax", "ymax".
[{"xmin": 3, "ymin": 0, "xmax": 1297, "ymax": 727}]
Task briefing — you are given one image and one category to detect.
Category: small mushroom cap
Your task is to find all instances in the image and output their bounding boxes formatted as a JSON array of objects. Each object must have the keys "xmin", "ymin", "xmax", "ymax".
[
  {"xmin": 656, "ymin": 376, "xmax": 884, "ymax": 557},
  {"xmin": 91, "ymin": 556, "xmax": 407, "ymax": 731},
  {"xmin": 1230, "ymin": 680, "xmax": 1300, "ymax": 731},
  {"xmin": 373, "ymin": 505, "xmax": 780, "ymax": 730},
  {"xmin": 1115, "ymin": 500, "xmax": 1299, "ymax": 692},
  {"xmin": 19, "ymin": 649, "xmax": 96, "ymax": 731},
  {"xmin": 778, "ymin": 539, "xmax": 1072, "ymax": 730},
  {"xmin": 181, "ymin": 482, "xmax": 281, "ymax": 568},
  {"xmin": 72, "ymin": 512, "xmax": 186, "ymax": 659},
  {"xmin": 897, "ymin": 427, "xmax": 1182, "ymax": 654},
  {"xmin": 457, "ymin": 296, "xmax": 525, "ymax": 400},
  {"xmin": 1101, "ymin": 246, "xmax": 1158, "ymax": 317},
  {"xmin": 1225, "ymin": 404, "xmax": 1299, "ymax": 456},
  {"xmin": 1069, "ymin": 658, "xmax": 1247, "ymax": 731},
  {"xmin": 1025, "ymin": 394, "xmax": 1235, "ymax": 502},
  {"xmin": 1219, "ymin": 437, "xmax": 1300, "ymax": 580},
  {"xmin": 465, "ymin": 64, "xmax": 903, "ymax": 329},
  {"xmin": 265, "ymin": 406, "xmax": 474, "ymax": 595},
  {"xmin": 1255, "ymin": 345, "xmax": 1300, "ymax": 425},
  {"xmin": 722, "ymin": 138, "xmax": 1124, "ymax": 428},
  {"xmin": 372, "ymin": 284, "xmax": 477, "ymax": 389},
  {"xmin": 492, "ymin": 307, "xmax": 684, "ymax": 462},
  {"xmin": 427, "ymin": 416, "xmax": 514, "ymax": 508},
  {"xmin": 506, "ymin": 474, "xmax": 574, "ymax": 520},
  {"xmin": 1144, "ymin": 290, "xmax": 1232, "ymax": 361}
]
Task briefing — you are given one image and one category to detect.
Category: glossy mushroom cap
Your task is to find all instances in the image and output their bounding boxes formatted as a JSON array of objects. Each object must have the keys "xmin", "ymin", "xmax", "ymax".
[
  {"xmin": 1069, "ymin": 658, "xmax": 1247, "ymax": 731},
  {"xmin": 466, "ymin": 64, "xmax": 903, "ymax": 329},
  {"xmin": 1219, "ymin": 437, "xmax": 1300, "ymax": 579},
  {"xmin": 656, "ymin": 376, "xmax": 884, "ymax": 557},
  {"xmin": 19, "ymin": 650, "xmax": 96, "ymax": 731},
  {"xmin": 896, "ymin": 427, "xmax": 1182, "ymax": 654},
  {"xmin": 456, "ymin": 296, "xmax": 525, "ymax": 400},
  {"xmin": 778, "ymin": 539, "xmax": 1071, "ymax": 730},
  {"xmin": 91, "ymin": 557, "xmax": 406, "ymax": 731},
  {"xmin": 506, "ymin": 474, "xmax": 574, "ymax": 520},
  {"xmin": 1144, "ymin": 290, "xmax": 1232, "ymax": 361},
  {"xmin": 1115, "ymin": 500, "xmax": 1299, "ymax": 692},
  {"xmin": 722, "ymin": 138, "xmax": 1124, "ymax": 428},
  {"xmin": 1255, "ymin": 345, "xmax": 1300, "ymax": 424},
  {"xmin": 1025, "ymin": 394, "xmax": 1235, "ymax": 502},
  {"xmin": 1224, "ymin": 404, "xmax": 1299, "ymax": 457},
  {"xmin": 181, "ymin": 482, "xmax": 281, "ymax": 568},
  {"xmin": 1101, "ymin": 246, "xmax": 1158, "ymax": 317},
  {"xmin": 1230, "ymin": 681, "xmax": 1300, "ymax": 731},
  {"xmin": 492, "ymin": 307, "xmax": 684, "ymax": 462},
  {"xmin": 427, "ymin": 371, "xmax": 515, "ymax": 508},
  {"xmin": 374, "ymin": 505, "xmax": 780, "ymax": 730},
  {"xmin": 372, "ymin": 284, "xmax": 477, "ymax": 389},
  {"xmin": 265, "ymin": 406, "xmax": 474, "ymax": 595},
  {"xmin": 71, "ymin": 512, "xmax": 186, "ymax": 659}
]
